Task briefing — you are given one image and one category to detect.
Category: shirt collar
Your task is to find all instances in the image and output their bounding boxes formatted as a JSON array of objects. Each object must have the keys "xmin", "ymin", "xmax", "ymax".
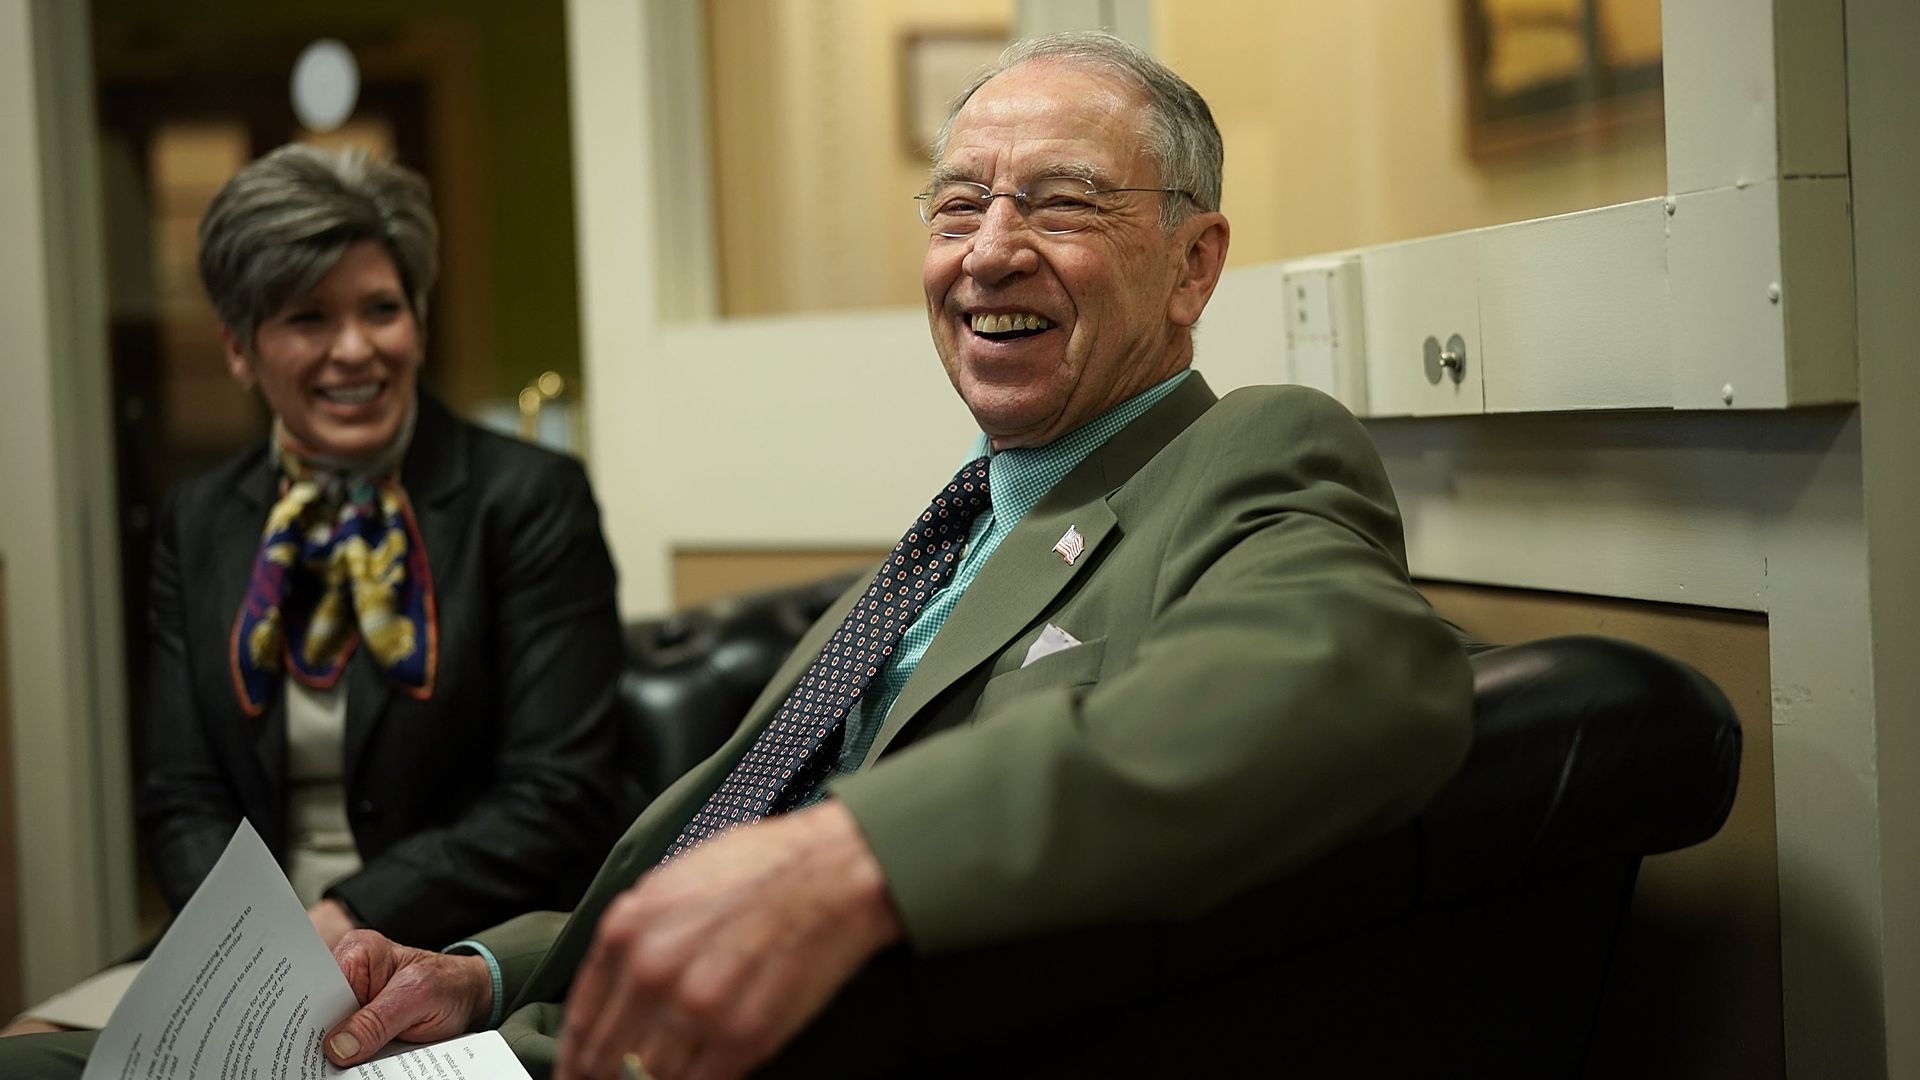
[{"xmin": 966, "ymin": 369, "xmax": 1192, "ymax": 524}]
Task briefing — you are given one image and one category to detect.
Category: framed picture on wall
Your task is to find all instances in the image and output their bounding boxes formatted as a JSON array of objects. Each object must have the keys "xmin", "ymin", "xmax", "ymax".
[
  {"xmin": 899, "ymin": 29, "xmax": 1007, "ymax": 159},
  {"xmin": 1459, "ymin": 0, "xmax": 1664, "ymax": 159}
]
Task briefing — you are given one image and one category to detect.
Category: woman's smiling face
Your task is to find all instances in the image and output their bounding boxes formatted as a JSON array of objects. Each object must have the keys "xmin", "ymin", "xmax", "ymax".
[{"xmin": 226, "ymin": 239, "xmax": 421, "ymax": 459}]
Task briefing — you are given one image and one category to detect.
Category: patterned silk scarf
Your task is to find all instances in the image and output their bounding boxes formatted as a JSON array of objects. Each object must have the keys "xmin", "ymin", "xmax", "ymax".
[{"xmin": 229, "ymin": 420, "xmax": 436, "ymax": 716}]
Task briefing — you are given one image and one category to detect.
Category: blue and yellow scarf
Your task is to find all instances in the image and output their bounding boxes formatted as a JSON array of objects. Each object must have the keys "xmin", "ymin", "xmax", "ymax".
[{"xmin": 229, "ymin": 428, "xmax": 437, "ymax": 716}]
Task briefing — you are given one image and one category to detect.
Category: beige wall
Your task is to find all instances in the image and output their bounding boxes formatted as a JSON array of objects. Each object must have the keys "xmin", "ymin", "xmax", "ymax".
[
  {"xmin": 707, "ymin": 0, "xmax": 1666, "ymax": 313},
  {"xmin": 707, "ymin": 0, "xmax": 1012, "ymax": 317},
  {"xmin": 1157, "ymin": 0, "xmax": 1666, "ymax": 267}
]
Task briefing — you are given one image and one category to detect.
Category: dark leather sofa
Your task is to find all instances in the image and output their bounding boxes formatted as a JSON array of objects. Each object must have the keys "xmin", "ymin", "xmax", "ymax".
[{"xmin": 616, "ymin": 575, "xmax": 1742, "ymax": 1077}]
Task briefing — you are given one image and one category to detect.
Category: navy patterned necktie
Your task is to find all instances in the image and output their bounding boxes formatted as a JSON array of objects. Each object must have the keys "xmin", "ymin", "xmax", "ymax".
[{"xmin": 665, "ymin": 457, "xmax": 992, "ymax": 858}]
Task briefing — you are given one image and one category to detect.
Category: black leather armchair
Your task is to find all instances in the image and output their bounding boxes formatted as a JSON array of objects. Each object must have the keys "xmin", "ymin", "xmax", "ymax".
[
  {"xmin": 620, "ymin": 574, "xmax": 862, "ymax": 802},
  {"xmin": 616, "ymin": 576, "xmax": 1741, "ymax": 1076}
]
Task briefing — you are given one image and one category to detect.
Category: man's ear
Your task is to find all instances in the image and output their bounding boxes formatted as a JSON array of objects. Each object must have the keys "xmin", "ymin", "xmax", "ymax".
[
  {"xmin": 1168, "ymin": 212, "xmax": 1230, "ymax": 329},
  {"xmin": 220, "ymin": 326, "xmax": 255, "ymax": 386}
]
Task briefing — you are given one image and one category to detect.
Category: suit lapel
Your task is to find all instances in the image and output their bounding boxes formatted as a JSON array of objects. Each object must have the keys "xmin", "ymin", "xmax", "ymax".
[
  {"xmin": 344, "ymin": 397, "xmax": 467, "ymax": 777},
  {"xmin": 868, "ymin": 373, "xmax": 1220, "ymax": 760},
  {"xmin": 871, "ymin": 491, "xmax": 1117, "ymax": 759},
  {"xmin": 207, "ymin": 450, "xmax": 281, "ymax": 777}
]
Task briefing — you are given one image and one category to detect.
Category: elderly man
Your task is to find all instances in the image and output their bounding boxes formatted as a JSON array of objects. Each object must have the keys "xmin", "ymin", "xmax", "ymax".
[{"xmin": 5, "ymin": 29, "xmax": 1470, "ymax": 1080}]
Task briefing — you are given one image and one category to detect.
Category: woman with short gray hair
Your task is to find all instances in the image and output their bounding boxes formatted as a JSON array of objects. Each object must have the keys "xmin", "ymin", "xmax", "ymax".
[
  {"xmin": 155, "ymin": 143, "xmax": 634, "ymax": 948},
  {"xmin": 3, "ymin": 143, "xmax": 635, "ymax": 1039}
]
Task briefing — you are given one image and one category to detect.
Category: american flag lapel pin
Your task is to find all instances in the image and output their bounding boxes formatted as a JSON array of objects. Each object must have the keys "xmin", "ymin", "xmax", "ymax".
[{"xmin": 1052, "ymin": 524, "xmax": 1086, "ymax": 566}]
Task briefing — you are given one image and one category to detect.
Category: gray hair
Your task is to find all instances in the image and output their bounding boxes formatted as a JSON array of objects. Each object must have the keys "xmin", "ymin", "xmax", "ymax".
[
  {"xmin": 932, "ymin": 30, "xmax": 1223, "ymax": 229},
  {"xmin": 198, "ymin": 144, "xmax": 438, "ymax": 349}
]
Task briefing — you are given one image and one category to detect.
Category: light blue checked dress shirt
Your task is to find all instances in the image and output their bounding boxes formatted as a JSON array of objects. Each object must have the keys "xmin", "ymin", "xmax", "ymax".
[{"xmin": 815, "ymin": 368, "xmax": 1193, "ymax": 788}]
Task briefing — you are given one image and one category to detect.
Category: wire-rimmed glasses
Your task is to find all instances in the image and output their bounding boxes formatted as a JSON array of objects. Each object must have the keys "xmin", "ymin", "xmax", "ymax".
[{"xmin": 915, "ymin": 176, "xmax": 1195, "ymax": 237}]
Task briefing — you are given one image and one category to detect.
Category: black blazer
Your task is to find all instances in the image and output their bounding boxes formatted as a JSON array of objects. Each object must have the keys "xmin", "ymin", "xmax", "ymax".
[{"xmin": 137, "ymin": 395, "xmax": 636, "ymax": 947}]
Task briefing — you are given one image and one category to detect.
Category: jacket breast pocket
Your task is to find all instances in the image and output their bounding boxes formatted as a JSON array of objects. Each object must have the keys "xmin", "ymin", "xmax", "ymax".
[{"xmin": 973, "ymin": 637, "xmax": 1107, "ymax": 719}]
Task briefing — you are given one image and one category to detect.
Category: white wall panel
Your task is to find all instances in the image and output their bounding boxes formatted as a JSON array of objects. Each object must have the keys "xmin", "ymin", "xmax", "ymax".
[
  {"xmin": 647, "ymin": 311, "xmax": 975, "ymax": 545},
  {"xmin": 1193, "ymin": 261, "xmax": 1288, "ymax": 396},
  {"xmin": 1360, "ymin": 233, "xmax": 1482, "ymax": 417},
  {"xmin": 1478, "ymin": 199, "xmax": 1669, "ymax": 412},
  {"xmin": 1669, "ymin": 181, "xmax": 1790, "ymax": 409},
  {"xmin": 1371, "ymin": 412, "xmax": 1777, "ymax": 612}
]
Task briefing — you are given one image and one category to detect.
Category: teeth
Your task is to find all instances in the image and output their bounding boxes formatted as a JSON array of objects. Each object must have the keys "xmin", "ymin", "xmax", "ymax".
[
  {"xmin": 970, "ymin": 313, "xmax": 1053, "ymax": 333},
  {"xmin": 320, "ymin": 383, "xmax": 383, "ymax": 406}
]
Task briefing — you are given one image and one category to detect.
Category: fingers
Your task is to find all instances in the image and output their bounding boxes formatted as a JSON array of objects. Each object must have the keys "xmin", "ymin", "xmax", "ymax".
[
  {"xmin": 562, "ymin": 889, "xmax": 678, "ymax": 1080},
  {"xmin": 307, "ymin": 899, "xmax": 358, "ymax": 948},
  {"xmin": 560, "ymin": 921, "xmax": 781, "ymax": 1080},
  {"xmin": 561, "ymin": 892, "xmax": 719, "ymax": 1080},
  {"xmin": 628, "ymin": 1010, "xmax": 699, "ymax": 1080},
  {"xmin": 0, "ymin": 1017, "xmax": 70, "ymax": 1038},
  {"xmin": 331, "ymin": 929, "xmax": 401, "ymax": 1004},
  {"xmin": 324, "ymin": 981, "xmax": 426, "ymax": 1066},
  {"xmin": 557, "ymin": 812, "xmax": 895, "ymax": 1080},
  {"xmin": 323, "ymin": 935, "xmax": 490, "ymax": 1067}
]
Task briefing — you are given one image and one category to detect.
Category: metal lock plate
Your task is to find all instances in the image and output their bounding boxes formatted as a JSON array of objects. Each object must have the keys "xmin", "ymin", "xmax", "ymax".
[{"xmin": 1423, "ymin": 333, "xmax": 1468, "ymax": 385}]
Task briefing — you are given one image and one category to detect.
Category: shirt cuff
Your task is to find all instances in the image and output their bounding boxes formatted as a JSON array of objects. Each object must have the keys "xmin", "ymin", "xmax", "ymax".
[{"xmin": 443, "ymin": 940, "xmax": 506, "ymax": 1030}]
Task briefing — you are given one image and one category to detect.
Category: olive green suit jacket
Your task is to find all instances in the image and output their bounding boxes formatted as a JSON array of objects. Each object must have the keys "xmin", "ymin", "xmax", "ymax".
[{"xmin": 482, "ymin": 375, "xmax": 1474, "ymax": 1076}]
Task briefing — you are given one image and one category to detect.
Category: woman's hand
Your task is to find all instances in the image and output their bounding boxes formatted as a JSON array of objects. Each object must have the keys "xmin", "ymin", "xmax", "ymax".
[
  {"xmin": 0, "ymin": 1017, "xmax": 69, "ymax": 1038},
  {"xmin": 308, "ymin": 898, "xmax": 358, "ymax": 948}
]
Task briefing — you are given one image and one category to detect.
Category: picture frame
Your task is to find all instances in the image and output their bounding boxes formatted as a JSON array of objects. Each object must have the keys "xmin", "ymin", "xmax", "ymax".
[
  {"xmin": 1459, "ymin": 0, "xmax": 1664, "ymax": 160},
  {"xmin": 899, "ymin": 29, "xmax": 1008, "ymax": 160}
]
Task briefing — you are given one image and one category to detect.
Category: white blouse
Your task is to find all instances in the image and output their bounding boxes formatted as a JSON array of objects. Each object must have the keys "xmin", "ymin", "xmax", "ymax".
[{"xmin": 283, "ymin": 678, "xmax": 362, "ymax": 908}]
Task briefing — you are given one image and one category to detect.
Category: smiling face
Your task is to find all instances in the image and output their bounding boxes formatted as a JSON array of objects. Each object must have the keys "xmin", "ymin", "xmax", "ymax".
[
  {"xmin": 224, "ymin": 239, "xmax": 421, "ymax": 460},
  {"xmin": 923, "ymin": 60, "xmax": 1228, "ymax": 450}
]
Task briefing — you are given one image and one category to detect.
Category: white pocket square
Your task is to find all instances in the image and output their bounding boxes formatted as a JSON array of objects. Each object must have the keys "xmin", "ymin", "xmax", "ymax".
[{"xmin": 1022, "ymin": 622, "xmax": 1084, "ymax": 668}]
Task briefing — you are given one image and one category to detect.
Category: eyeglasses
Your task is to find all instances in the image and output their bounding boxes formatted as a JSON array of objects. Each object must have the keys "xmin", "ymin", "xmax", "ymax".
[{"xmin": 914, "ymin": 176, "xmax": 1196, "ymax": 237}]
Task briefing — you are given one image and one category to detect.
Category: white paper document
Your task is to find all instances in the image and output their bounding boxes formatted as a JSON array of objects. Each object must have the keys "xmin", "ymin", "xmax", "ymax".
[{"xmin": 82, "ymin": 821, "xmax": 528, "ymax": 1080}]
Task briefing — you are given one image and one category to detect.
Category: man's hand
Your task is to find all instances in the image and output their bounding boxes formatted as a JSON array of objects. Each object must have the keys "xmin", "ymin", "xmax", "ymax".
[
  {"xmin": 555, "ymin": 800, "xmax": 905, "ymax": 1080},
  {"xmin": 308, "ymin": 898, "xmax": 358, "ymax": 948},
  {"xmin": 322, "ymin": 931, "xmax": 494, "ymax": 1067}
]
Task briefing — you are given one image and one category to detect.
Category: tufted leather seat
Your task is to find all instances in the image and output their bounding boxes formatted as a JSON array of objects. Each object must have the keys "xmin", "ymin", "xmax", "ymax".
[{"xmin": 619, "ymin": 573, "xmax": 860, "ymax": 802}]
